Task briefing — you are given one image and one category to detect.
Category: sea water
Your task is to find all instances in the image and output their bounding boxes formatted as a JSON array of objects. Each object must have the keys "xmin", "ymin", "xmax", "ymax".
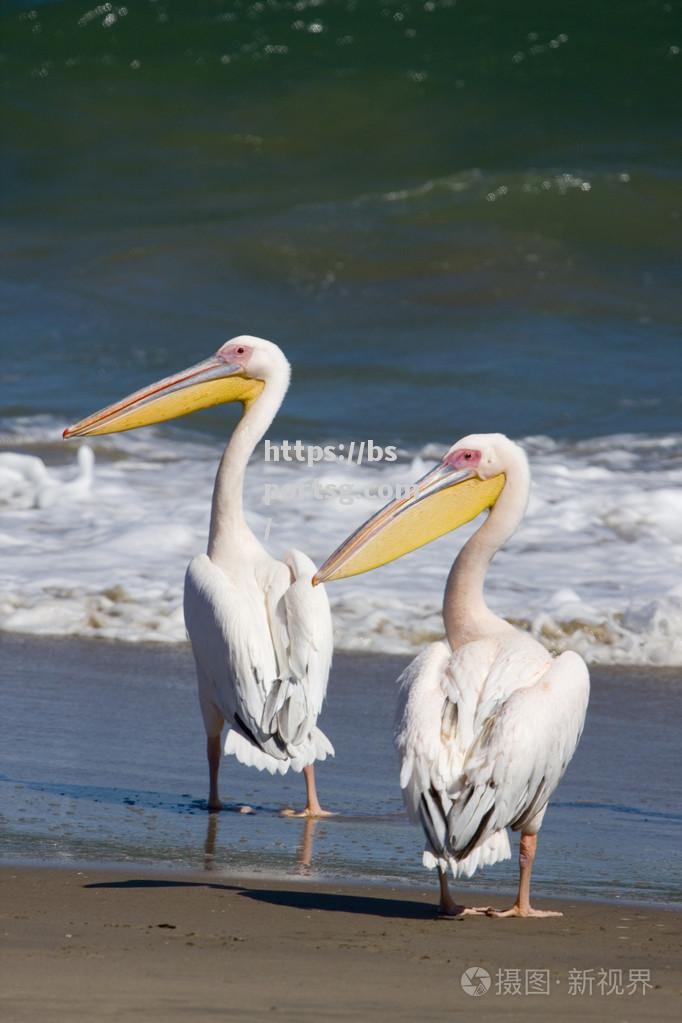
[{"xmin": 2, "ymin": 2, "xmax": 680, "ymax": 664}]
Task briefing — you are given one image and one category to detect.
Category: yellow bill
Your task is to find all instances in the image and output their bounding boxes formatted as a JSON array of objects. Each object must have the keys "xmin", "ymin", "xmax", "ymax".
[
  {"xmin": 63, "ymin": 356, "xmax": 264, "ymax": 438},
  {"xmin": 313, "ymin": 462, "xmax": 505, "ymax": 584}
]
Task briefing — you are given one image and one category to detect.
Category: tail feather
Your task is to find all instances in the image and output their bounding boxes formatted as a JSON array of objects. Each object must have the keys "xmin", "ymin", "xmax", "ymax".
[
  {"xmin": 448, "ymin": 782, "xmax": 497, "ymax": 856},
  {"xmin": 422, "ymin": 828, "xmax": 511, "ymax": 878},
  {"xmin": 224, "ymin": 727, "xmax": 290, "ymax": 775},
  {"xmin": 451, "ymin": 828, "xmax": 511, "ymax": 879},
  {"xmin": 225, "ymin": 722, "xmax": 335, "ymax": 775}
]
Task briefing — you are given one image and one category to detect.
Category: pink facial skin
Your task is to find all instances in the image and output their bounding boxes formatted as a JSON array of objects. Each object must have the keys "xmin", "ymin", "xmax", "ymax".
[
  {"xmin": 444, "ymin": 448, "xmax": 482, "ymax": 471},
  {"xmin": 217, "ymin": 341, "xmax": 253, "ymax": 367}
]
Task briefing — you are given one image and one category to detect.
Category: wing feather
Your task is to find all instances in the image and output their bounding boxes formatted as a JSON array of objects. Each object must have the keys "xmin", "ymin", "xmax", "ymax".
[
  {"xmin": 184, "ymin": 551, "xmax": 334, "ymax": 774},
  {"xmin": 447, "ymin": 650, "xmax": 590, "ymax": 857},
  {"xmin": 281, "ymin": 549, "xmax": 333, "ymax": 717},
  {"xmin": 395, "ymin": 634, "xmax": 588, "ymax": 879}
]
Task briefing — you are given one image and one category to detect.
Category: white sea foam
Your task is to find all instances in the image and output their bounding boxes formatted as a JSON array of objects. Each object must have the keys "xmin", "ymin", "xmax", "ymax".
[{"xmin": 1, "ymin": 418, "xmax": 681, "ymax": 666}]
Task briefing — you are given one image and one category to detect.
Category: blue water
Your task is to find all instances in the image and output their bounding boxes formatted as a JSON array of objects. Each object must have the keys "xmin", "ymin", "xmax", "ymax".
[{"xmin": 1, "ymin": 0, "xmax": 681, "ymax": 445}]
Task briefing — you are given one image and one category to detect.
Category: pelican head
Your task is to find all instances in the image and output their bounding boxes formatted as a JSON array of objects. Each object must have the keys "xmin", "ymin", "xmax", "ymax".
[
  {"xmin": 313, "ymin": 434, "xmax": 525, "ymax": 585},
  {"xmin": 63, "ymin": 335, "xmax": 290, "ymax": 439}
]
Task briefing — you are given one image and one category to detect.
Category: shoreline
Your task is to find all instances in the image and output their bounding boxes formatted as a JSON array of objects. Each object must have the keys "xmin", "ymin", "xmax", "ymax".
[
  {"xmin": 1, "ymin": 854, "xmax": 680, "ymax": 915},
  {"xmin": 2, "ymin": 864, "xmax": 680, "ymax": 1022},
  {"xmin": 4, "ymin": 626, "xmax": 682, "ymax": 677},
  {"xmin": 2, "ymin": 631, "xmax": 681, "ymax": 910}
]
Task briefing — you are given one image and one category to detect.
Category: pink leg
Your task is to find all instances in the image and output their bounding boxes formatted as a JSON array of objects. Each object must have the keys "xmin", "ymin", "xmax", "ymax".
[
  {"xmin": 281, "ymin": 764, "xmax": 335, "ymax": 817},
  {"xmin": 487, "ymin": 834, "xmax": 563, "ymax": 918}
]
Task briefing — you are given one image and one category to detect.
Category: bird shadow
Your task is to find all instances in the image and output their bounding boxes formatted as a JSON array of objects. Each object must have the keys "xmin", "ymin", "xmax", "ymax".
[
  {"xmin": 240, "ymin": 888, "xmax": 434, "ymax": 919},
  {"xmin": 85, "ymin": 878, "xmax": 241, "ymax": 892},
  {"xmin": 84, "ymin": 878, "xmax": 435, "ymax": 919}
]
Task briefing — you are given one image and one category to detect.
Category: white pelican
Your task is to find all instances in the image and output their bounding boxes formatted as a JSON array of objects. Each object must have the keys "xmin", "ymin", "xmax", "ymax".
[
  {"xmin": 315, "ymin": 434, "xmax": 589, "ymax": 917},
  {"xmin": 64, "ymin": 336, "xmax": 334, "ymax": 817}
]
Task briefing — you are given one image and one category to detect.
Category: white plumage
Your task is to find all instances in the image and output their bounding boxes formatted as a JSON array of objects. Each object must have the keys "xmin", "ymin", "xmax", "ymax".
[
  {"xmin": 395, "ymin": 633, "xmax": 588, "ymax": 879},
  {"xmin": 316, "ymin": 431, "xmax": 590, "ymax": 914},
  {"xmin": 185, "ymin": 547, "xmax": 334, "ymax": 775},
  {"xmin": 63, "ymin": 335, "xmax": 335, "ymax": 814},
  {"xmin": 392, "ymin": 435, "xmax": 590, "ymax": 914},
  {"xmin": 176, "ymin": 338, "xmax": 336, "ymax": 811}
]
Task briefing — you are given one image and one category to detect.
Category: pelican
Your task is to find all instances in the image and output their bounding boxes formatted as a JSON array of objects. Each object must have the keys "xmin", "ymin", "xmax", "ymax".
[
  {"xmin": 64, "ymin": 336, "xmax": 334, "ymax": 817},
  {"xmin": 315, "ymin": 434, "xmax": 589, "ymax": 917}
]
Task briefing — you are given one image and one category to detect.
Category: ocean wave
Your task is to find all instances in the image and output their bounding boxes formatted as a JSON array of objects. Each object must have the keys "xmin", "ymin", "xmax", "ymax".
[
  {"xmin": 364, "ymin": 167, "xmax": 608, "ymax": 205},
  {"xmin": 1, "ymin": 418, "xmax": 681, "ymax": 667}
]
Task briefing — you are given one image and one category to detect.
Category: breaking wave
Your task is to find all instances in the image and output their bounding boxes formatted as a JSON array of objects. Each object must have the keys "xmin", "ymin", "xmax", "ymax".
[{"xmin": 1, "ymin": 418, "xmax": 681, "ymax": 666}]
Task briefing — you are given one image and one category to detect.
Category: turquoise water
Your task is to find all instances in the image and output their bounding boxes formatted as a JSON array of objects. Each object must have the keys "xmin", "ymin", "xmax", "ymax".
[{"xmin": 1, "ymin": 0, "xmax": 681, "ymax": 443}]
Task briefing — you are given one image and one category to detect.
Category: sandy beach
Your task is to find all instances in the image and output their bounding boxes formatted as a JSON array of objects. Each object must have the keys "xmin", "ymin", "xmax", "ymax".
[{"xmin": 2, "ymin": 865, "xmax": 680, "ymax": 1022}]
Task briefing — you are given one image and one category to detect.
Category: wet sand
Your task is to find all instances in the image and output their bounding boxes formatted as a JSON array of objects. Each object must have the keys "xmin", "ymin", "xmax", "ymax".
[
  {"xmin": 2, "ymin": 632, "xmax": 681, "ymax": 905},
  {"xmin": 2, "ymin": 865, "xmax": 680, "ymax": 1022}
]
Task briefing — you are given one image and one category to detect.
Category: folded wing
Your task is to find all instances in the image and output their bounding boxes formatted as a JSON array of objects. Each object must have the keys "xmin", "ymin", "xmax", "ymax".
[
  {"xmin": 447, "ymin": 650, "xmax": 590, "ymax": 859},
  {"xmin": 395, "ymin": 634, "xmax": 588, "ymax": 878},
  {"xmin": 184, "ymin": 551, "xmax": 334, "ymax": 775}
]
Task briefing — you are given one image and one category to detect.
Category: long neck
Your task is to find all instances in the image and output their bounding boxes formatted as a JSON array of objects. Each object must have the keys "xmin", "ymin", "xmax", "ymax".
[
  {"xmin": 443, "ymin": 454, "xmax": 530, "ymax": 648},
  {"xmin": 207, "ymin": 376, "xmax": 286, "ymax": 563}
]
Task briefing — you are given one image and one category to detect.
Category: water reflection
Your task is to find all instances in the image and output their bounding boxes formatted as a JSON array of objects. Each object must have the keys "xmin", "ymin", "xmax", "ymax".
[
  {"xmin": 202, "ymin": 811, "xmax": 320, "ymax": 874},
  {"xmin": 204, "ymin": 812, "xmax": 219, "ymax": 870},
  {"xmin": 296, "ymin": 817, "xmax": 318, "ymax": 874}
]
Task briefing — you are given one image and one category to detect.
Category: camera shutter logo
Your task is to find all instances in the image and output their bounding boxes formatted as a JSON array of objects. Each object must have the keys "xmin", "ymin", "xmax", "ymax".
[{"xmin": 461, "ymin": 966, "xmax": 492, "ymax": 997}]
